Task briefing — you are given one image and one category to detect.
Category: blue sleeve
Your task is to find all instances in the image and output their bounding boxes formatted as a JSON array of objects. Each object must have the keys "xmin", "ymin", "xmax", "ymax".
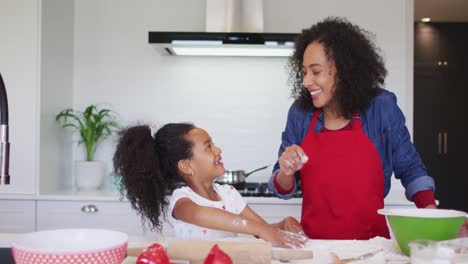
[
  {"xmin": 268, "ymin": 104, "xmax": 301, "ymax": 199},
  {"xmin": 386, "ymin": 94, "xmax": 435, "ymax": 201}
]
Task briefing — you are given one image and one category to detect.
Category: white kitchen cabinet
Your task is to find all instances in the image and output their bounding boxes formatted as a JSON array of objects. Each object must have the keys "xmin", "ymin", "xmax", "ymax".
[
  {"xmin": 36, "ymin": 200, "xmax": 168, "ymax": 237},
  {"xmin": 34, "ymin": 199, "xmax": 301, "ymax": 237},
  {"xmin": 0, "ymin": 200, "xmax": 36, "ymax": 233},
  {"xmin": 0, "ymin": 0, "xmax": 40, "ymax": 194},
  {"xmin": 0, "ymin": 195, "xmax": 172, "ymax": 237}
]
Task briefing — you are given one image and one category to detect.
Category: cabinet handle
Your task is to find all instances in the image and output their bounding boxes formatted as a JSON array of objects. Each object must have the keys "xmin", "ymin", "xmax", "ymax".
[
  {"xmin": 438, "ymin": 132, "xmax": 442, "ymax": 154},
  {"xmin": 443, "ymin": 132, "xmax": 448, "ymax": 154},
  {"xmin": 81, "ymin": 204, "xmax": 99, "ymax": 213}
]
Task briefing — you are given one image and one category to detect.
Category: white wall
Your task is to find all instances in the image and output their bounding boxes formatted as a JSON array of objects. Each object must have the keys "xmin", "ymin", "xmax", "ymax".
[
  {"xmin": 264, "ymin": 0, "xmax": 415, "ymax": 133},
  {"xmin": 0, "ymin": 0, "xmax": 40, "ymax": 194},
  {"xmin": 40, "ymin": 0, "xmax": 75, "ymax": 193},
  {"xmin": 58, "ymin": 0, "xmax": 413, "ymax": 191}
]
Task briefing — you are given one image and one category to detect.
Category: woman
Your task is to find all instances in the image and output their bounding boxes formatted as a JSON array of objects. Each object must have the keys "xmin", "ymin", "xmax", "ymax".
[{"xmin": 268, "ymin": 17, "xmax": 437, "ymax": 240}]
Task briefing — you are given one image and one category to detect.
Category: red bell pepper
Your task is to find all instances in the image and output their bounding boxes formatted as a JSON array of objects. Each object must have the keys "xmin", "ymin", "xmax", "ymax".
[
  {"xmin": 136, "ymin": 243, "xmax": 170, "ymax": 264},
  {"xmin": 203, "ymin": 244, "xmax": 233, "ymax": 264}
]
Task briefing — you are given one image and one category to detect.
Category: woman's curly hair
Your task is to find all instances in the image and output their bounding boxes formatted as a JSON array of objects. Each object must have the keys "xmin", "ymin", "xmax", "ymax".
[
  {"xmin": 113, "ymin": 123, "xmax": 195, "ymax": 230},
  {"xmin": 289, "ymin": 17, "xmax": 387, "ymax": 118}
]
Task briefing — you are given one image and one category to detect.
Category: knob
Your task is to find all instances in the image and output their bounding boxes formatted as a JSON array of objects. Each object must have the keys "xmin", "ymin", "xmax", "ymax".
[{"xmin": 81, "ymin": 204, "xmax": 99, "ymax": 213}]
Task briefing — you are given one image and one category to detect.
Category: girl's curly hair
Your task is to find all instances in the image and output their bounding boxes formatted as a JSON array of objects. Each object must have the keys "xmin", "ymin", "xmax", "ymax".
[
  {"xmin": 113, "ymin": 123, "xmax": 195, "ymax": 230},
  {"xmin": 289, "ymin": 17, "xmax": 387, "ymax": 118}
]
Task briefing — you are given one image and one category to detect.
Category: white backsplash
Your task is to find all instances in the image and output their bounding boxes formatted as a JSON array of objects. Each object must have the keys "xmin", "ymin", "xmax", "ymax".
[{"xmin": 39, "ymin": 0, "xmax": 414, "ymax": 196}]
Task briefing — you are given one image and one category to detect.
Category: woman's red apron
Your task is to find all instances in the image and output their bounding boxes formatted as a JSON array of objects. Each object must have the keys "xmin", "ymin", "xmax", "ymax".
[{"xmin": 300, "ymin": 110, "xmax": 389, "ymax": 239}]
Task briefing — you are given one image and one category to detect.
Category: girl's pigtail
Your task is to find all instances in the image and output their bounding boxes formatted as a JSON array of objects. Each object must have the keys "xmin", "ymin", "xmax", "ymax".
[
  {"xmin": 113, "ymin": 125, "xmax": 167, "ymax": 230},
  {"xmin": 113, "ymin": 123, "xmax": 195, "ymax": 230}
]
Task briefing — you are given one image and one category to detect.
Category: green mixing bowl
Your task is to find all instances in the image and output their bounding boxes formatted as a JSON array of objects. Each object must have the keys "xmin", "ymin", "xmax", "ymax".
[{"xmin": 378, "ymin": 208, "xmax": 467, "ymax": 255}]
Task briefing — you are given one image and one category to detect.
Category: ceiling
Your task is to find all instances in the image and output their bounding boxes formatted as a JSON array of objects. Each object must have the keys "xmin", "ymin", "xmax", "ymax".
[{"xmin": 415, "ymin": 0, "xmax": 468, "ymax": 22}]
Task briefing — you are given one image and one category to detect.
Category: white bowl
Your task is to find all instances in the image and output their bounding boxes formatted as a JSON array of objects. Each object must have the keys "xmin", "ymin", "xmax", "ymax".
[{"xmin": 12, "ymin": 228, "xmax": 128, "ymax": 264}]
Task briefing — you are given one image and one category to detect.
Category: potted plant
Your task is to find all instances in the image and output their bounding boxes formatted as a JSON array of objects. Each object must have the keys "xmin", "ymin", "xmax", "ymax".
[{"xmin": 56, "ymin": 104, "xmax": 119, "ymax": 190}]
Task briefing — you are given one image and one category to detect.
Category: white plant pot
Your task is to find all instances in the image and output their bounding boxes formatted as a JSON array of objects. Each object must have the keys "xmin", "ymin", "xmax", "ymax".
[{"xmin": 74, "ymin": 161, "xmax": 105, "ymax": 191}]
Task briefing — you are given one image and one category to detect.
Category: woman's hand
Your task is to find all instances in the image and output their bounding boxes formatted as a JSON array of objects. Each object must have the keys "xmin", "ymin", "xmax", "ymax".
[
  {"xmin": 279, "ymin": 144, "xmax": 308, "ymax": 176},
  {"xmin": 422, "ymin": 205, "xmax": 467, "ymax": 238},
  {"xmin": 258, "ymin": 224, "xmax": 307, "ymax": 249},
  {"xmin": 458, "ymin": 219, "xmax": 468, "ymax": 238}
]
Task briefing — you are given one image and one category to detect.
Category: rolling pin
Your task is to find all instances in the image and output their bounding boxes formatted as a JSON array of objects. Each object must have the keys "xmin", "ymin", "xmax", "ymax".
[
  {"xmin": 128, "ymin": 240, "xmax": 314, "ymax": 263},
  {"xmin": 272, "ymin": 248, "xmax": 314, "ymax": 262},
  {"xmin": 167, "ymin": 240, "xmax": 271, "ymax": 264},
  {"xmin": 126, "ymin": 247, "xmax": 147, "ymax": 257}
]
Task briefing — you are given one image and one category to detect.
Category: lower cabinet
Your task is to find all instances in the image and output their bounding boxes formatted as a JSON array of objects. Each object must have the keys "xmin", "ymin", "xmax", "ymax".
[
  {"xmin": 0, "ymin": 200, "xmax": 36, "ymax": 233},
  {"xmin": 0, "ymin": 198, "xmax": 302, "ymax": 236},
  {"xmin": 36, "ymin": 200, "xmax": 169, "ymax": 237}
]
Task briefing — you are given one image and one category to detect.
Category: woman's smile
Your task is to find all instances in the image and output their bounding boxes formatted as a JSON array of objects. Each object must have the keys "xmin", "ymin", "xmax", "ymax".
[{"xmin": 309, "ymin": 89, "xmax": 323, "ymax": 99}]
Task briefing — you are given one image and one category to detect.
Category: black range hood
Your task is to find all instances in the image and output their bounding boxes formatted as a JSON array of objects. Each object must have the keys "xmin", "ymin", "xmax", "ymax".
[
  {"xmin": 148, "ymin": 31, "xmax": 297, "ymax": 57},
  {"xmin": 148, "ymin": 0, "xmax": 298, "ymax": 57}
]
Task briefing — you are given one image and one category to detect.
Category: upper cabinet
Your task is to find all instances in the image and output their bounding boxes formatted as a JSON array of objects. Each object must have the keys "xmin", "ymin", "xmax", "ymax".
[
  {"xmin": 0, "ymin": 0, "xmax": 75, "ymax": 195},
  {"xmin": 0, "ymin": 0, "xmax": 40, "ymax": 194}
]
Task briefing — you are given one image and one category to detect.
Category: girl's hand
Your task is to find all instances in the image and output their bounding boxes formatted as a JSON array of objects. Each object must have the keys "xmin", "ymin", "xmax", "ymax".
[
  {"xmin": 279, "ymin": 145, "xmax": 308, "ymax": 176},
  {"xmin": 277, "ymin": 216, "xmax": 306, "ymax": 235},
  {"xmin": 258, "ymin": 224, "xmax": 307, "ymax": 249}
]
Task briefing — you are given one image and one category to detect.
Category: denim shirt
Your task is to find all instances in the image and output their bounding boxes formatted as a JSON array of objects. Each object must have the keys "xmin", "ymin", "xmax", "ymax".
[{"xmin": 268, "ymin": 89, "xmax": 435, "ymax": 201}]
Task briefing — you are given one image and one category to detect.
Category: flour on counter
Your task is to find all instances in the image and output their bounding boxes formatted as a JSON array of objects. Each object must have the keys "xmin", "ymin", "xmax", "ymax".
[
  {"xmin": 305, "ymin": 237, "xmax": 410, "ymax": 264},
  {"xmin": 209, "ymin": 236, "xmax": 410, "ymax": 263}
]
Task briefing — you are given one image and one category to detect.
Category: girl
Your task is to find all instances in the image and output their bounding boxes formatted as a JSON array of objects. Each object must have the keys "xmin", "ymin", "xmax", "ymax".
[{"xmin": 113, "ymin": 123, "xmax": 306, "ymax": 248}]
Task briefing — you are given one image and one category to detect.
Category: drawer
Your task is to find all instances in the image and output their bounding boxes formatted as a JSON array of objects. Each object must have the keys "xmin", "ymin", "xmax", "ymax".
[
  {"xmin": 36, "ymin": 200, "xmax": 150, "ymax": 236},
  {"xmin": 0, "ymin": 200, "xmax": 36, "ymax": 233}
]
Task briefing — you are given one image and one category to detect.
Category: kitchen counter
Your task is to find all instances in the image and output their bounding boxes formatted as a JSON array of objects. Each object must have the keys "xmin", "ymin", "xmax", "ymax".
[
  {"xmin": 0, "ymin": 192, "xmax": 302, "ymax": 204},
  {"xmin": 0, "ymin": 190, "xmax": 414, "ymax": 206},
  {"xmin": 0, "ymin": 233, "xmax": 23, "ymax": 248},
  {"xmin": 123, "ymin": 236, "xmax": 410, "ymax": 264},
  {"xmin": 0, "ymin": 191, "xmax": 415, "ymax": 238}
]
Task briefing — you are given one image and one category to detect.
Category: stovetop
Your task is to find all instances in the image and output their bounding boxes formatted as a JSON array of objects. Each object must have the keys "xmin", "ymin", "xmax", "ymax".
[{"xmin": 237, "ymin": 182, "xmax": 302, "ymax": 198}]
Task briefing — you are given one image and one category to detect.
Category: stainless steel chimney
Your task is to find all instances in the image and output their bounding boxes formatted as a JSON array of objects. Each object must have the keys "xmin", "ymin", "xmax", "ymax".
[
  {"xmin": 148, "ymin": 0, "xmax": 297, "ymax": 57},
  {"xmin": 0, "ymin": 73, "xmax": 10, "ymax": 185}
]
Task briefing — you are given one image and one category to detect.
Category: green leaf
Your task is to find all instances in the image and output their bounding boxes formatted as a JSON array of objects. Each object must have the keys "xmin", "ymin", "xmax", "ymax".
[{"xmin": 55, "ymin": 104, "xmax": 119, "ymax": 161}]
